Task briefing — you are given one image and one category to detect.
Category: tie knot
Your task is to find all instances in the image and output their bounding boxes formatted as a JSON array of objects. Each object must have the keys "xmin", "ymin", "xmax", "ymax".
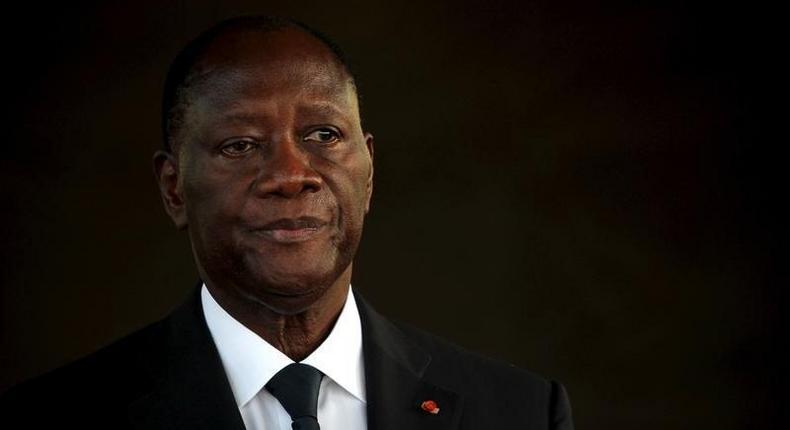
[{"xmin": 265, "ymin": 363, "xmax": 324, "ymax": 425}]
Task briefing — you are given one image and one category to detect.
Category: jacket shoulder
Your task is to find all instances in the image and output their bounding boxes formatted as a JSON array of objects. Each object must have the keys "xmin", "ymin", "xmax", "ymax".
[
  {"xmin": 392, "ymin": 320, "xmax": 550, "ymax": 388},
  {"xmin": 1, "ymin": 317, "xmax": 169, "ymax": 417},
  {"xmin": 390, "ymin": 320, "xmax": 573, "ymax": 429}
]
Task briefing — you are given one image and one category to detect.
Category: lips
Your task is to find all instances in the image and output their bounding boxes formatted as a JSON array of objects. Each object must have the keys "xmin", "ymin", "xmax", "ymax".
[{"xmin": 251, "ymin": 216, "xmax": 328, "ymax": 243}]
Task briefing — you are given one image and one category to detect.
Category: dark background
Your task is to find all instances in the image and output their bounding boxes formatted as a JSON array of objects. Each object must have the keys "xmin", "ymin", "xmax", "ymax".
[{"xmin": 1, "ymin": 1, "xmax": 783, "ymax": 428}]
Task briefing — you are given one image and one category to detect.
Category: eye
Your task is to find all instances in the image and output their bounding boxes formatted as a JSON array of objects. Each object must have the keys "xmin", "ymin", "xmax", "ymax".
[
  {"xmin": 304, "ymin": 128, "xmax": 341, "ymax": 146},
  {"xmin": 220, "ymin": 139, "xmax": 258, "ymax": 156}
]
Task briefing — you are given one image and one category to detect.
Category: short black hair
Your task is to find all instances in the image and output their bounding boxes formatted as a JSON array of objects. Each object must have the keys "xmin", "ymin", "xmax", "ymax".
[{"xmin": 161, "ymin": 16, "xmax": 358, "ymax": 152}]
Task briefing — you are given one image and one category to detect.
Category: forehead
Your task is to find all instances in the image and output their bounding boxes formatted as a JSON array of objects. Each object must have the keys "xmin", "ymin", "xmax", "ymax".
[{"xmin": 187, "ymin": 27, "xmax": 356, "ymax": 111}]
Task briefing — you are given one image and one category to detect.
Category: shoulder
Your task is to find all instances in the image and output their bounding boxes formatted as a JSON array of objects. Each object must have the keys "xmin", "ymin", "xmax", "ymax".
[
  {"xmin": 0, "ymin": 317, "xmax": 169, "ymax": 422},
  {"xmin": 393, "ymin": 319, "xmax": 554, "ymax": 393},
  {"xmin": 354, "ymin": 291, "xmax": 572, "ymax": 415},
  {"xmin": 389, "ymin": 320, "xmax": 574, "ymax": 428}
]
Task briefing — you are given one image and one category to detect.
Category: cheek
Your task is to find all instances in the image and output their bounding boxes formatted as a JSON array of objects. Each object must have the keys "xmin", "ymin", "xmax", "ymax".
[
  {"xmin": 181, "ymin": 158, "xmax": 253, "ymax": 227},
  {"xmin": 318, "ymin": 147, "xmax": 367, "ymax": 188},
  {"xmin": 348, "ymin": 154, "xmax": 373, "ymax": 209},
  {"xmin": 330, "ymin": 159, "xmax": 372, "ymax": 224}
]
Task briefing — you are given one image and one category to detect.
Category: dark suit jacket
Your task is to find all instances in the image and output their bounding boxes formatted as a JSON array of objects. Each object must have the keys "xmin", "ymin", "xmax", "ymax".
[{"xmin": 1, "ymin": 286, "xmax": 574, "ymax": 429}]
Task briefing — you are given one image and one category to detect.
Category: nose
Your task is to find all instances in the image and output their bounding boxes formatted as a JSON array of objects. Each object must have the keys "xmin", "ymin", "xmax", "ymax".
[{"xmin": 254, "ymin": 138, "xmax": 322, "ymax": 198}]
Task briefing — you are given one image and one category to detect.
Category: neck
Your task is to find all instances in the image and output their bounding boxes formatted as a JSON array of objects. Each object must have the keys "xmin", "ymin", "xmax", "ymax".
[{"xmin": 205, "ymin": 268, "xmax": 352, "ymax": 362}]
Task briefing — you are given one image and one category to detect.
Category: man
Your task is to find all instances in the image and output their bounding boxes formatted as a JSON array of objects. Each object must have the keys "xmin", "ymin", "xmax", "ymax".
[{"xmin": 1, "ymin": 16, "xmax": 573, "ymax": 429}]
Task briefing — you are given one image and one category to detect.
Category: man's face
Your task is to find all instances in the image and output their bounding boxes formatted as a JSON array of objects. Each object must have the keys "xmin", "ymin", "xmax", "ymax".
[{"xmin": 156, "ymin": 28, "xmax": 373, "ymax": 313}]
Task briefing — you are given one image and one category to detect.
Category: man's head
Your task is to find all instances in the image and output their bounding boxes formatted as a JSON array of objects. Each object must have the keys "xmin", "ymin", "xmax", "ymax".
[
  {"xmin": 153, "ymin": 16, "xmax": 374, "ymax": 315},
  {"xmin": 161, "ymin": 16, "xmax": 360, "ymax": 154}
]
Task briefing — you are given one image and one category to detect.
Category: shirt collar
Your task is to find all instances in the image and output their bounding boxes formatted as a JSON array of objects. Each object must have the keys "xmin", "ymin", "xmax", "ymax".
[{"xmin": 201, "ymin": 284, "xmax": 366, "ymax": 407}]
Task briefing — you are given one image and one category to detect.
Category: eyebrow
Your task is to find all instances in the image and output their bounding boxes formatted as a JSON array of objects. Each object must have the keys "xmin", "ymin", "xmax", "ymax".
[
  {"xmin": 295, "ymin": 102, "xmax": 349, "ymax": 119},
  {"xmin": 218, "ymin": 102, "xmax": 350, "ymax": 124},
  {"xmin": 220, "ymin": 112, "xmax": 266, "ymax": 124}
]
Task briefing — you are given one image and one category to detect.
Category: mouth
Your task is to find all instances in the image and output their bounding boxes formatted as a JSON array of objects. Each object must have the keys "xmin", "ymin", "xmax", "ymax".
[{"xmin": 251, "ymin": 216, "xmax": 328, "ymax": 244}]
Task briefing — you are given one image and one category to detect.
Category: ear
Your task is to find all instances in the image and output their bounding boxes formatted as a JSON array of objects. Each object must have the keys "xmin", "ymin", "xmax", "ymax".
[
  {"xmin": 153, "ymin": 150, "xmax": 188, "ymax": 230},
  {"xmin": 363, "ymin": 132, "xmax": 375, "ymax": 214}
]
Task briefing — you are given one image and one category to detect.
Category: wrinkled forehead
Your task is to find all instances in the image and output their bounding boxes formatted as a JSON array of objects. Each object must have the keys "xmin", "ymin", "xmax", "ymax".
[{"xmin": 186, "ymin": 27, "xmax": 356, "ymax": 107}]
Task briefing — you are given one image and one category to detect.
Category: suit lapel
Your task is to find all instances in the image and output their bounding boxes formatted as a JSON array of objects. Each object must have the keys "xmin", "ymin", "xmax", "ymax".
[
  {"xmin": 355, "ymin": 292, "xmax": 463, "ymax": 430},
  {"xmin": 128, "ymin": 286, "xmax": 246, "ymax": 430},
  {"xmin": 126, "ymin": 286, "xmax": 462, "ymax": 430}
]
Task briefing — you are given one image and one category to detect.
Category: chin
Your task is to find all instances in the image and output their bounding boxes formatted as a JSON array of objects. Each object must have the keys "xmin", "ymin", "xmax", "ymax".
[
  {"xmin": 238, "ymin": 280, "xmax": 330, "ymax": 315},
  {"xmin": 233, "ymin": 258, "xmax": 349, "ymax": 314}
]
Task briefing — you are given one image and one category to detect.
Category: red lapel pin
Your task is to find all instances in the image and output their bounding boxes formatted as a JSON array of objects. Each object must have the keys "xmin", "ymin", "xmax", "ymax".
[{"xmin": 420, "ymin": 400, "xmax": 440, "ymax": 415}]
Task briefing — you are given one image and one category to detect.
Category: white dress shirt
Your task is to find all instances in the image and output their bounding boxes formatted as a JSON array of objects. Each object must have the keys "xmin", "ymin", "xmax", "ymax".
[{"xmin": 201, "ymin": 284, "xmax": 368, "ymax": 430}]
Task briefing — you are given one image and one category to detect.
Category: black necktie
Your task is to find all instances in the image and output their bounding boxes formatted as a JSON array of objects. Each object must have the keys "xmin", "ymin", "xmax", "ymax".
[{"xmin": 265, "ymin": 363, "xmax": 324, "ymax": 430}]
